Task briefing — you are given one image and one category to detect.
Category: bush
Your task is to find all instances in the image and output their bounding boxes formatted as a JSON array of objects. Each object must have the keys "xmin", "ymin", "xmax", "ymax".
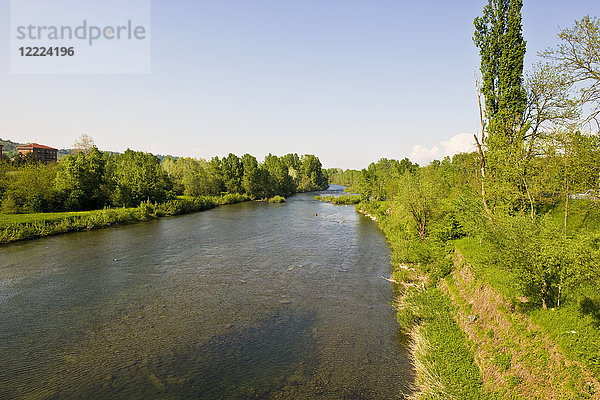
[
  {"xmin": 314, "ymin": 195, "xmax": 361, "ymax": 205},
  {"xmin": 268, "ymin": 195, "xmax": 286, "ymax": 203}
]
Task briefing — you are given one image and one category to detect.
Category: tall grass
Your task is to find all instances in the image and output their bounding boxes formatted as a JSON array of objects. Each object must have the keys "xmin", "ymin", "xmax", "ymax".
[{"xmin": 400, "ymin": 288, "xmax": 486, "ymax": 400}]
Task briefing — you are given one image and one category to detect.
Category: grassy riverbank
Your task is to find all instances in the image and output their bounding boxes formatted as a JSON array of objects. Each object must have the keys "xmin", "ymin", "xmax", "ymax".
[
  {"xmin": 354, "ymin": 201, "xmax": 487, "ymax": 399},
  {"xmin": 352, "ymin": 200, "xmax": 600, "ymax": 399},
  {"xmin": 456, "ymin": 237, "xmax": 600, "ymax": 382},
  {"xmin": 314, "ymin": 194, "xmax": 361, "ymax": 205},
  {"xmin": 0, "ymin": 193, "xmax": 250, "ymax": 244},
  {"xmin": 444, "ymin": 249, "xmax": 599, "ymax": 399}
]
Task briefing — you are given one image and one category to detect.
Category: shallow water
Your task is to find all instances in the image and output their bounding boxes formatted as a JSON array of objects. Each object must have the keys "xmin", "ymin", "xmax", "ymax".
[{"xmin": 0, "ymin": 186, "xmax": 413, "ymax": 399}]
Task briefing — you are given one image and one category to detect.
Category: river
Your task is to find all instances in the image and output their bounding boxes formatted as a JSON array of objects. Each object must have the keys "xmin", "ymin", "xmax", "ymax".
[{"xmin": 0, "ymin": 186, "xmax": 413, "ymax": 399}]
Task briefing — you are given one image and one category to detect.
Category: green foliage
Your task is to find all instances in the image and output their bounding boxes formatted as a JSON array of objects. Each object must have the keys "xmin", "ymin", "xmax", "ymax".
[
  {"xmin": 0, "ymin": 145, "xmax": 328, "ymax": 216},
  {"xmin": 0, "ymin": 162, "xmax": 61, "ymax": 213},
  {"xmin": 54, "ymin": 147, "xmax": 106, "ymax": 210},
  {"xmin": 314, "ymin": 195, "xmax": 361, "ymax": 205},
  {"xmin": 525, "ymin": 62, "xmax": 579, "ymax": 135},
  {"xmin": 326, "ymin": 168, "xmax": 361, "ymax": 188},
  {"xmin": 268, "ymin": 195, "xmax": 286, "ymax": 203},
  {"xmin": 107, "ymin": 149, "xmax": 172, "ymax": 207},
  {"xmin": 162, "ymin": 156, "xmax": 217, "ymax": 196},
  {"xmin": 474, "ymin": 0, "xmax": 531, "ymax": 214},
  {"xmin": 484, "ymin": 212, "xmax": 600, "ymax": 309},
  {"xmin": 263, "ymin": 154, "xmax": 295, "ymax": 196},
  {"xmin": 396, "ymin": 165, "xmax": 451, "ymax": 240},
  {"xmin": 0, "ymin": 194, "xmax": 250, "ymax": 244},
  {"xmin": 350, "ymin": 158, "xmax": 419, "ymax": 201},
  {"xmin": 222, "ymin": 153, "xmax": 244, "ymax": 194},
  {"xmin": 240, "ymin": 154, "xmax": 266, "ymax": 198},
  {"xmin": 297, "ymin": 154, "xmax": 328, "ymax": 192},
  {"xmin": 474, "ymin": 0, "xmax": 527, "ymax": 137}
]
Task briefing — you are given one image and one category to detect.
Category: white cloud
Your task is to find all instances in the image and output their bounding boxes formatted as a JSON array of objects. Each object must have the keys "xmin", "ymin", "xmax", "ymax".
[
  {"xmin": 410, "ymin": 133, "xmax": 475, "ymax": 165},
  {"xmin": 410, "ymin": 145, "xmax": 440, "ymax": 164}
]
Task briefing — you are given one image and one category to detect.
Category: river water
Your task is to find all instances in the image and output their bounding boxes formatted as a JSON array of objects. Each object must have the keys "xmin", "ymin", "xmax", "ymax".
[{"xmin": 0, "ymin": 186, "xmax": 413, "ymax": 399}]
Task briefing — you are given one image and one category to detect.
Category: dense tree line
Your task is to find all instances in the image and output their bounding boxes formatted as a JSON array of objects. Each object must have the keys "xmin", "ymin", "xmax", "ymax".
[
  {"xmin": 342, "ymin": 11, "xmax": 600, "ymax": 311},
  {"xmin": 0, "ymin": 149, "xmax": 328, "ymax": 213},
  {"xmin": 327, "ymin": 158, "xmax": 418, "ymax": 200}
]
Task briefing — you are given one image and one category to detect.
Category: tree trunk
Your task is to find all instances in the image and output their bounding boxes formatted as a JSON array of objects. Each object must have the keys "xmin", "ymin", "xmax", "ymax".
[
  {"xmin": 523, "ymin": 177, "xmax": 535, "ymax": 221},
  {"xmin": 564, "ymin": 181, "xmax": 570, "ymax": 239},
  {"xmin": 474, "ymin": 76, "xmax": 493, "ymax": 220},
  {"xmin": 541, "ymin": 281, "xmax": 548, "ymax": 310}
]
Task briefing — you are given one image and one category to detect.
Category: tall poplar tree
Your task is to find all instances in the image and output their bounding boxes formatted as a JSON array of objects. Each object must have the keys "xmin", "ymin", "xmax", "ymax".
[
  {"xmin": 474, "ymin": 0, "xmax": 528, "ymax": 212},
  {"xmin": 474, "ymin": 0, "xmax": 527, "ymax": 142}
]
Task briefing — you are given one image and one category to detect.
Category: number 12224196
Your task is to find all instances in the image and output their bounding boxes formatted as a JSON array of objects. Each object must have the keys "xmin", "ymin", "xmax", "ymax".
[{"xmin": 19, "ymin": 47, "xmax": 75, "ymax": 56}]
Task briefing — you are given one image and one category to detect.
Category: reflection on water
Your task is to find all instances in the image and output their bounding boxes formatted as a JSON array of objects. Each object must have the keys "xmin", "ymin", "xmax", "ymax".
[{"xmin": 0, "ymin": 186, "xmax": 412, "ymax": 399}]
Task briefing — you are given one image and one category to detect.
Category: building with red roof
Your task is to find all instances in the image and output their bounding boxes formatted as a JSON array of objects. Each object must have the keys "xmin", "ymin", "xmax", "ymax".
[{"xmin": 17, "ymin": 143, "xmax": 58, "ymax": 163}]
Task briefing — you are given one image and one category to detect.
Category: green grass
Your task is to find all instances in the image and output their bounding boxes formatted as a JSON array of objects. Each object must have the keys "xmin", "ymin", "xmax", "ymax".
[
  {"xmin": 360, "ymin": 199, "xmax": 486, "ymax": 399},
  {"xmin": 0, "ymin": 210, "xmax": 103, "ymax": 225},
  {"xmin": 0, "ymin": 193, "xmax": 251, "ymax": 244},
  {"xmin": 401, "ymin": 287, "xmax": 487, "ymax": 400},
  {"xmin": 529, "ymin": 304, "xmax": 600, "ymax": 376},
  {"xmin": 454, "ymin": 237, "xmax": 522, "ymax": 301},
  {"xmin": 455, "ymin": 236, "xmax": 600, "ymax": 379},
  {"xmin": 492, "ymin": 353, "xmax": 513, "ymax": 372},
  {"xmin": 314, "ymin": 194, "xmax": 361, "ymax": 205},
  {"xmin": 547, "ymin": 199, "xmax": 600, "ymax": 235}
]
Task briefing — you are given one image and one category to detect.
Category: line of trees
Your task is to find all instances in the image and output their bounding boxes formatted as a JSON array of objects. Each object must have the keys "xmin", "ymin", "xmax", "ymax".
[
  {"xmin": 0, "ymin": 145, "xmax": 329, "ymax": 214},
  {"xmin": 341, "ymin": 8, "xmax": 600, "ymax": 311}
]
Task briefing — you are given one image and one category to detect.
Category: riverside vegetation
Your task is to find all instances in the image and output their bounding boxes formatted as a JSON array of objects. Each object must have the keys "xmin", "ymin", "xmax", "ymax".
[
  {"xmin": 314, "ymin": 194, "xmax": 361, "ymax": 205},
  {"xmin": 2, "ymin": 2, "xmax": 599, "ymax": 399},
  {"xmin": 0, "ymin": 148, "xmax": 328, "ymax": 243},
  {"xmin": 327, "ymin": 5, "xmax": 600, "ymax": 400}
]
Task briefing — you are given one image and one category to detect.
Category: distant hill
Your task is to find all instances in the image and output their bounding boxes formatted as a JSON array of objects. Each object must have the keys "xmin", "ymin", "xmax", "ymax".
[
  {"xmin": 0, "ymin": 138, "xmax": 24, "ymax": 158},
  {"xmin": 0, "ymin": 138, "xmax": 77, "ymax": 160},
  {"xmin": 1, "ymin": 138, "xmax": 169, "ymax": 161},
  {"xmin": 57, "ymin": 148, "xmax": 75, "ymax": 159}
]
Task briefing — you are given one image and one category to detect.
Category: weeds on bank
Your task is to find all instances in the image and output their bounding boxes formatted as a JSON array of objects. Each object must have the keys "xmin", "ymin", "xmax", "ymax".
[
  {"xmin": 399, "ymin": 287, "xmax": 486, "ymax": 400},
  {"xmin": 455, "ymin": 236, "xmax": 600, "ymax": 380},
  {"xmin": 0, "ymin": 193, "xmax": 250, "ymax": 244}
]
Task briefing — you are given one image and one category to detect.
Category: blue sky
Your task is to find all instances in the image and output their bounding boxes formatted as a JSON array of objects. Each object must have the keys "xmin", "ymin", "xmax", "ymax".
[{"xmin": 0, "ymin": 0, "xmax": 597, "ymax": 169}]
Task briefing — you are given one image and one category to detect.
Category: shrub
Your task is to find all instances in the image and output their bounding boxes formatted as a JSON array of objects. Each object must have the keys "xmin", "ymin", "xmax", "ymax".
[{"xmin": 268, "ymin": 195, "xmax": 286, "ymax": 203}]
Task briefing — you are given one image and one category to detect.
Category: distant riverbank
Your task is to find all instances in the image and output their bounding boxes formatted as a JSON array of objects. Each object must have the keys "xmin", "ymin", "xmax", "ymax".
[
  {"xmin": 314, "ymin": 194, "xmax": 361, "ymax": 205},
  {"xmin": 0, "ymin": 193, "xmax": 250, "ymax": 244}
]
